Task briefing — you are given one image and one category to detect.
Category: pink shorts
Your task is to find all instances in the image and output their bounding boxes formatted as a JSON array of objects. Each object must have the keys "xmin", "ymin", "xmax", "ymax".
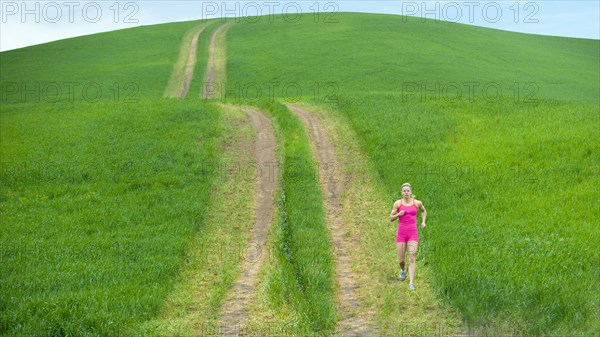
[{"xmin": 396, "ymin": 228, "xmax": 419, "ymax": 243}]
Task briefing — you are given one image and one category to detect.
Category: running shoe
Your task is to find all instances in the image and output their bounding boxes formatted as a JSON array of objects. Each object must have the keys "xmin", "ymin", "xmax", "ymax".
[
  {"xmin": 399, "ymin": 269, "xmax": 407, "ymax": 281},
  {"xmin": 408, "ymin": 283, "xmax": 415, "ymax": 291}
]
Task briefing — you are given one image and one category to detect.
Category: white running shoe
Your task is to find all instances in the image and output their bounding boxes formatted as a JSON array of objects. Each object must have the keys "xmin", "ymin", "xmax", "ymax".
[{"xmin": 408, "ymin": 283, "xmax": 415, "ymax": 291}]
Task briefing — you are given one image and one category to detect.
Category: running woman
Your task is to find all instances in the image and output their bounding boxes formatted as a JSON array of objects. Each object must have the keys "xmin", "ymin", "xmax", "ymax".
[{"xmin": 389, "ymin": 182, "xmax": 427, "ymax": 290}]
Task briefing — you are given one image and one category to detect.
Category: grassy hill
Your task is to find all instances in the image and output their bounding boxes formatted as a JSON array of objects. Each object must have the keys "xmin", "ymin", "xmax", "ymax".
[
  {"xmin": 1, "ymin": 12, "xmax": 598, "ymax": 336},
  {"xmin": 0, "ymin": 21, "xmax": 206, "ymax": 101},
  {"xmin": 0, "ymin": 19, "xmax": 227, "ymax": 336},
  {"xmin": 226, "ymin": 13, "xmax": 599, "ymax": 105},
  {"xmin": 225, "ymin": 13, "xmax": 599, "ymax": 335}
]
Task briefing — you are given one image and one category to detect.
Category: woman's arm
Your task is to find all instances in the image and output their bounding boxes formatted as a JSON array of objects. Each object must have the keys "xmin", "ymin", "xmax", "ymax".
[
  {"xmin": 390, "ymin": 201, "xmax": 403, "ymax": 222},
  {"xmin": 418, "ymin": 200, "xmax": 427, "ymax": 227}
]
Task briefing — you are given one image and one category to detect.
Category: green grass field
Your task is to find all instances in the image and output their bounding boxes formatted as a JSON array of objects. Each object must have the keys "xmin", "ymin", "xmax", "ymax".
[
  {"xmin": 0, "ymin": 19, "xmax": 230, "ymax": 335},
  {"xmin": 0, "ymin": 99, "xmax": 224, "ymax": 336},
  {"xmin": 332, "ymin": 94, "xmax": 599, "ymax": 335},
  {"xmin": 225, "ymin": 13, "xmax": 599, "ymax": 336},
  {"xmin": 1, "ymin": 20, "xmax": 210, "ymax": 103},
  {"xmin": 226, "ymin": 13, "xmax": 599, "ymax": 105},
  {"xmin": 1, "ymin": 12, "xmax": 598, "ymax": 337}
]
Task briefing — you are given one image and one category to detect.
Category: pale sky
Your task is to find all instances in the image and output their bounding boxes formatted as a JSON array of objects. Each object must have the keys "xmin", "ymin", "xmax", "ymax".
[{"xmin": 1, "ymin": 1, "xmax": 599, "ymax": 52}]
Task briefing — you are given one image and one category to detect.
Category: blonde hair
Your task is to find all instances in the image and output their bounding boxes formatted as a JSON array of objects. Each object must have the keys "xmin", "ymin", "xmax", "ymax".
[{"xmin": 401, "ymin": 182, "xmax": 415, "ymax": 199}]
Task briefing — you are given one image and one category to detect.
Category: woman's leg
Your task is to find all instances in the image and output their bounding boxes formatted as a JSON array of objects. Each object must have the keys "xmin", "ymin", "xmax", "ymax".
[
  {"xmin": 407, "ymin": 241, "xmax": 418, "ymax": 284},
  {"xmin": 396, "ymin": 242, "xmax": 406, "ymax": 271}
]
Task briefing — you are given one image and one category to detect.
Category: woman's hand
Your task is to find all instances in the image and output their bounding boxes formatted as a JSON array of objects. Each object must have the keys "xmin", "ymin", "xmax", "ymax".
[
  {"xmin": 398, "ymin": 210, "xmax": 405, "ymax": 216},
  {"xmin": 421, "ymin": 222, "xmax": 426, "ymax": 228}
]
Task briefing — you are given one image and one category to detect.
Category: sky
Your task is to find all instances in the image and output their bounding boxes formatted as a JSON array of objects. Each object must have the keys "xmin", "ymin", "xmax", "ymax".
[{"xmin": 1, "ymin": 1, "xmax": 599, "ymax": 52}]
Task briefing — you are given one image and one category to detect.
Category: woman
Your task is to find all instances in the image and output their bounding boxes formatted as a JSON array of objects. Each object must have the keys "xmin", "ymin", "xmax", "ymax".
[{"xmin": 389, "ymin": 182, "xmax": 427, "ymax": 290}]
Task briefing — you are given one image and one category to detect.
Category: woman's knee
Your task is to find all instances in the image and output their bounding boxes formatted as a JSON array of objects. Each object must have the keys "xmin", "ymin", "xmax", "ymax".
[{"xmin": 408, "ymin": 253, "xmax": 416, "ymax": 263}]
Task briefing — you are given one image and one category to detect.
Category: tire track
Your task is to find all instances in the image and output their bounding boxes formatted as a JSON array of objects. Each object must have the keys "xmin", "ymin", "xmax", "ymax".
[
  {"xmin": 198, "ymin": 19, "xmax": 278, "ymax": 335},
  {"xmin": 164, "ymin": 24, "xmax": 207, "ymax": 98},
  {"xmin": 177, "ymin": 25, "xmax": 204, "ymax": 98},
  {"xmin": 288, "ymin": 104, "xmax": 377, "ymax": 337},
  {"xmin": 215, "ymin": 107, "xmax": 278, "ymax": 335},
  {"xmin": 202, "ymin": 21, "xmax": 235, "ymax": 99}
]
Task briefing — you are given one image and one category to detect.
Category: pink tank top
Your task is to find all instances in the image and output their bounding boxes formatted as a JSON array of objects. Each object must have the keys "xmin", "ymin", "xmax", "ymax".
[{"xmin": 398, "ymin": 201, "xmax": 418, "ymax": 229}]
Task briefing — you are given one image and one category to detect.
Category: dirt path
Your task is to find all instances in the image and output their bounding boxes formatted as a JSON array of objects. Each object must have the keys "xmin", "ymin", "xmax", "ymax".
[
  {"xmin": 202, "ymin": 21, "xmax": 234, "ymax": 99},
  {"xmin": 199, "ymin": 19, "xmax": 278, "ymax": 336},
  {"xmin": 288, "ymin": 104, "xmax": 377, "ymax": 337},
  {"xmin": 163, "ymin": 24, "xmax": 206, "ymax": 98},
  {"xmin": 177, "ymin": 25, "xmax": 205, "ymax": 98},
  {"xmin": 215, "ymin": 107, "xmax": 277, "ymax": 335}
]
